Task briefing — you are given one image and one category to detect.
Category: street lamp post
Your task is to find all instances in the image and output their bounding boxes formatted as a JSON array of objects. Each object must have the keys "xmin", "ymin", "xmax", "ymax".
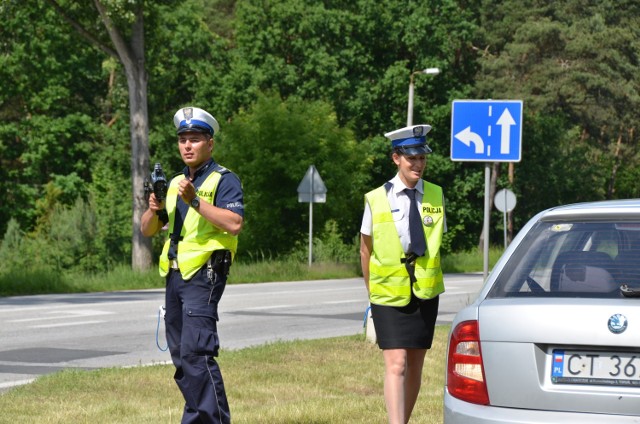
[{"xmin": 407, "ymin": 67, "xmax": 440, "ymax": 126}]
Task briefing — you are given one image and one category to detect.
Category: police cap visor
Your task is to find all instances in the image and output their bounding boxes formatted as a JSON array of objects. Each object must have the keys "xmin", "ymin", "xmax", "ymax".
[
  {"xmin": 395, "ymin": 143, "xmax": 432, "ymax": 156},
  {"xmin": 177, "ymin": 124, "xmax": 213, "ymax": 135}
]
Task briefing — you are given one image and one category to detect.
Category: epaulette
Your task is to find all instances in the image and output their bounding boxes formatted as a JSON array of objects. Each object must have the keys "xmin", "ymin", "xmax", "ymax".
[{"xmin": 212, "ymin": 164, "xmax": 230, "ymax": 175}]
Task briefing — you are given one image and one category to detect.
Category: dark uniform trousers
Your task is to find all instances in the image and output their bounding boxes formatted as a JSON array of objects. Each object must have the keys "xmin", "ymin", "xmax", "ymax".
[{"xmin": 165, "ymin": 262, "xmax": 230, "ymax": 424}]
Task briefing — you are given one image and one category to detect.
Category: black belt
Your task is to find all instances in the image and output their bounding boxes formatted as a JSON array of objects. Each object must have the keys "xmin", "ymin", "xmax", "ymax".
[
  {"xmin": 168, "ymin": 251, "xmax": 232, "ymax": 275},
  {"xmin": 401, "ymin": 253, "xmax": 419, "ymax": 283}
]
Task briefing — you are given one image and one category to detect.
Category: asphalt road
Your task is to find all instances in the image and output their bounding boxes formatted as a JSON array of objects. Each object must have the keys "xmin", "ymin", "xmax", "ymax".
[{"xmin": 0, "ymin": 274, "xmax": 484, "ymax": 392}]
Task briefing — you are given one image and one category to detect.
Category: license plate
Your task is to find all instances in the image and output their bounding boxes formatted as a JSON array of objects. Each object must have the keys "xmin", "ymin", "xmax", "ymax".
[{"xmin": 552, "ymin": 350, "xmax": 640, "ymax": 386}]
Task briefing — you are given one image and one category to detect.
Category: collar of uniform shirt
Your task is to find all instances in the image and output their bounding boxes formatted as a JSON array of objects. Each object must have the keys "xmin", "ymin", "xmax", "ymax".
[
  {"xmin": 390, "ymin": 173, "xmax": 424, "ymax": 198},
  {"xmin": 182, "ymin": 158, "xmax": 214, "ymax": 181}
]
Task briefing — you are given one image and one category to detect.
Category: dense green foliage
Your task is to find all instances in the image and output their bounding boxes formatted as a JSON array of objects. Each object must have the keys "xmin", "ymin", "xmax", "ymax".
[
  {"xmin": 1, "ymin": 0, "xmax": 639, "ymax": 277},
  {"xmin": 475, "ymin": 0, "xmax": 640, "ymax": 225},
  {"xmin": 217, "ymin": 94, "xmax": 368, "ymax": 255}
]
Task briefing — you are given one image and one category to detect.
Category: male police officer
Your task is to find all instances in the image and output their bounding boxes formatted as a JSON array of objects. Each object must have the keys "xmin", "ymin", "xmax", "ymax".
[{"xmin": 141, "ymin": 106, "xmax": 243, "ymax": 424}]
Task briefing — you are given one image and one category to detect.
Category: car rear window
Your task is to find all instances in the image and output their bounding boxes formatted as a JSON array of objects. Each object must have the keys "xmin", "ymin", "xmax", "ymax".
[{"xmin": 487, "ymin": 221, "xmax": 640, "ymax": 298}]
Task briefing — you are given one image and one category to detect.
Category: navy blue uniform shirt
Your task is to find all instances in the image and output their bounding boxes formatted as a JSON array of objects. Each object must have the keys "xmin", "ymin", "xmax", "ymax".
[{"xmin": 167, "ymin": 158, "xmax": 243, "ymax": 259}]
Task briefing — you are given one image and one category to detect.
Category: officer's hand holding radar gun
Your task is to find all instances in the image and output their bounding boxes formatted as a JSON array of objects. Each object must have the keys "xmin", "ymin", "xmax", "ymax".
[{"xmin": 144, "ymin": 163, "xmax": 169, "ymax": 223}]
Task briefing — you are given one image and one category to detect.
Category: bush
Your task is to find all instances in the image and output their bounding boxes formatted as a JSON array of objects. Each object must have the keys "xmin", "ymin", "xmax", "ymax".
[
  {"xmin": 287, "ymin": 220, "xmax": 359, "ymax": 264},
  {"xmin": 0, "ymin": 197, "xmax": 104, "ymax": 275},
  {"xmin": 0, "ymin": 218, "xmax": 25, "ymax": 269}
]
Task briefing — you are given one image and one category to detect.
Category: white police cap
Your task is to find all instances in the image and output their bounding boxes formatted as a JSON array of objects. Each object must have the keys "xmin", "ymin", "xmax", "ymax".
[
  {"xmin": 173, "ymin": 107, "xmax": 220, "ymax": 136},
  {"xmin": 384, "ymin": 124, "xmax": 432, "ymax": 155}
]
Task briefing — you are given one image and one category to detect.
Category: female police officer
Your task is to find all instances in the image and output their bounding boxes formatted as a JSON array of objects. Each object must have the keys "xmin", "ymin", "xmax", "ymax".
[
  {"xmin": 141, "ymin": 107, "xmax": 243, "ymax": 424},
  {"xmin": 360, "ymin": 124, "xmax": 445, "ymax": 424}
]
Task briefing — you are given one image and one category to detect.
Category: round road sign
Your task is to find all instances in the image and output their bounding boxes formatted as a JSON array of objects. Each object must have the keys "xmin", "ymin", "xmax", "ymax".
[{"xmin": 495, "ymin": 189, "xmax": 516, "ymax": 213}]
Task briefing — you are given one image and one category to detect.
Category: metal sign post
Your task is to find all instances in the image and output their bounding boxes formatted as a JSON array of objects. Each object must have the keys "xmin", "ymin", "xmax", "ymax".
[
  {"xmin": 308, "ymin": 192, "xmax": 313, "ymax": 267},
  {"xmin": 494, "ymin": 188, "xmax": 517, "ymax": 249},
  {"xmin": 297, "ymin": 165, "xmax": 327, "ymax": 266},
  {"xmin": 483, "ymin": 164, "xmax": 490, "ymax": 280}
]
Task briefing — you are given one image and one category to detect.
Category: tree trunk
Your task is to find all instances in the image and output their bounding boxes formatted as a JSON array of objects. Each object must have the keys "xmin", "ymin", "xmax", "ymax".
[
  {"xmin": 47, "ymin": 0, "xmax": 153, "ymax": 269},
  {"xmin": 127, "ymin": 66, "xmax": 152, "ymax": 270},
  {"xmin": 121, "ymin": 7, "xmax": 152, "ymax": 271},
  {"xmin": 94, "ymin": 0, "xmax": 152, "ymax": 270},
  {"xmin": 607, "ymin": 132, "xmax": 623, "ymax": 200},
  {"xmin": 478, "ymin": 162, "xmax": 500, "ymax": 250}
]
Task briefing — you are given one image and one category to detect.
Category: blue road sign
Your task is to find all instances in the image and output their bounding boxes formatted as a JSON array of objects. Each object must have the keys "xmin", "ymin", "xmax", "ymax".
[{"xmin": 451, "ymin": 100, "xmax": 523, "ymax": 162}]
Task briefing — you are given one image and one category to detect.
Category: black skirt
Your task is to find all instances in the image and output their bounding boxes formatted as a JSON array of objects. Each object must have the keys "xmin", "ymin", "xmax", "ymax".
[{"xmin": 371, "ymin": 294, "xmax": 439, "ymax": 350}]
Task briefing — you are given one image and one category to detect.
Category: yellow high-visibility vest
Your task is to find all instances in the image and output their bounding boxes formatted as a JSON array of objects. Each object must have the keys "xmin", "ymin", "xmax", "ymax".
[
  {"xmin": 365, "ymin": 181, "xmax": 445, "ymax": 306},
  {"xmin": 159, "ymin": 170, "xmax": 238, "ymax": 280}
]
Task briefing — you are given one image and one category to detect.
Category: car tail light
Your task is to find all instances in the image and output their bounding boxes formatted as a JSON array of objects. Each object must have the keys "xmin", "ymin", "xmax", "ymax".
[{"xmin": 447, "ymin": 320, "xmax": 490, "ymax": 405}]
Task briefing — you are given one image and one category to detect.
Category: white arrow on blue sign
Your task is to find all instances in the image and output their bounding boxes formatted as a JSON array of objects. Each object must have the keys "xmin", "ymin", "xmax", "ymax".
[{"xmin": 450, "ymin": 100, "xmax": 523, "ymax": 162}]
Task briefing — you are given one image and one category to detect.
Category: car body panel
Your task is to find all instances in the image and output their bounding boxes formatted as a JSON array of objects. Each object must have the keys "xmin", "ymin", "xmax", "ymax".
[
  {"xmin": 478, "ymin": 299, "xmax": 640, "ymax": 346},
  {"xmin": 444, "ymin": 391, "xmax": 640, "ymax": 424},
  {"xmin": 478, "ymin": 300, "xmax": 640, "ymax": 415},
  {"xmin": 445, "ymin": 200, "xmax": 640, "ymax": 423}
]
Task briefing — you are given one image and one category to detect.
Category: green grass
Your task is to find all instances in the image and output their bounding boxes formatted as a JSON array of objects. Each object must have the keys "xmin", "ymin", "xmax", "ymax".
[
  {"xmin": 441, "ymin": 246, "xmax": 503, "ymax": 274},
  {"xmin": 230, "ymin": 258, "xmax": 360, "ymax": 283},
  {"xmin": 0, "ymin": 248, "xmax": 501, "ymax": 297},
  {"xmin": 0, "ymin": 264, "xmax": 164, "ymax": 297},
  {"xmin": 0, "ymin": 327, "xmax": 451, "ymax": 424}
]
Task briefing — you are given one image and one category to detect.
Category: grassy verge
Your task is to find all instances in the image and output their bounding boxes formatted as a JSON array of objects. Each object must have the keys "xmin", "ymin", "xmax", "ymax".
[
  {"xmin": 0, "ymin": 265, "xmax": 164, "ymax": 297},
  {"xmin": 441, "ymin": 246, "xmax": 504, "ymax": 274},
  {"xmin": 230, "ymin": 258, "xmax": 359, "ymax": 284},
  {"xmin": 0, "ymin": 247, "xmax": 501, "ymax": 296},
  {"xmin": 0, "ymin": 261, "xmax": 359, "ymax": 297},
  {"xmin": 0, "ymin": 327, "xmax": 450, "ymax": 423}
]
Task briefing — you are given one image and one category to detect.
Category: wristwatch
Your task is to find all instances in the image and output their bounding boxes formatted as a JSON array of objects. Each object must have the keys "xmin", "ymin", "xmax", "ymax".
[{"xmin": 190, "ymin": 197, "xmax": 200, "ymax": 209}]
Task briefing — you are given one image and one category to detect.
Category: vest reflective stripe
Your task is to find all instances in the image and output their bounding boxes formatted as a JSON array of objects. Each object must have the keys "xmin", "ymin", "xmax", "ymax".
[
  {"xmin": 159, "ymin": 171, "xmax": 238, "ymax": 280},
  {"xmin": 366, "ymin": 182, "xmax": 445, "ymax": 307}
]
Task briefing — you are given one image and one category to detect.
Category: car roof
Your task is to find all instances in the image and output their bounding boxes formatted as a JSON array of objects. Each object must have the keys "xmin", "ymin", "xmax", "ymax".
[{"xmin": 539, "ymin": 199, "xmax": 640, "ymax": 221}]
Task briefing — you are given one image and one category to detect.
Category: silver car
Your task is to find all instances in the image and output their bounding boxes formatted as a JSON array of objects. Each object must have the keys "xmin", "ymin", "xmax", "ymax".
[{"xmin": 444, "ymin": 199, "xmax": 640, "ymax": 423}]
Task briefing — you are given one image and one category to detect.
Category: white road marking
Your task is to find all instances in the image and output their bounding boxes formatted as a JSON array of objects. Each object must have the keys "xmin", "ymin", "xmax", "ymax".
[{"xmin": 32, "ymin": 320, "xmax": 105, "ymax": 329}]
